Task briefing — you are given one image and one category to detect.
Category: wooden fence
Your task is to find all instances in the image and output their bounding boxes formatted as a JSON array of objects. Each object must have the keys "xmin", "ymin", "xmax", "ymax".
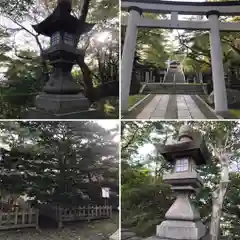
[
  {"xmin": 0, "ymin": 208, "xmax": 39, "ymax": 230},
  {"xmin": 60, "ymin": 205, "xmax": 112, "ymax": 222},
  {"xmin": 58, "ymin": 205, "xmax": 112, "ymax": 228}
]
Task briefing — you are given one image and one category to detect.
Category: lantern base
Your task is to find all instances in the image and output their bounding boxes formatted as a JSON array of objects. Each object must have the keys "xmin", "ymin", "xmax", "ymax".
[
  {"xmin": 26, "ymin": 107, "xmax": 102, "ymax": 119},
  {"xmin": 156, "ymin": 220, "xmax": 206, "ymax": 240},
  {"xmin": 26, "ymin": 93, "xmax": 104, "ymax": 119},
  {"xmin": 35, "ymin": 92, "xmax": 90, "ymax": 113}
]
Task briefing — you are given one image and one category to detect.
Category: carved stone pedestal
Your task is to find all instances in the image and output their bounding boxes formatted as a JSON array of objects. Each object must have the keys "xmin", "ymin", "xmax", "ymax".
[
  {"xmin": 26, "ymin": 93, "xmax": 102, "ymax": 119},
  {"xmin": 147, "ymin": 192, "xmax": 206, "ymax": 240}
]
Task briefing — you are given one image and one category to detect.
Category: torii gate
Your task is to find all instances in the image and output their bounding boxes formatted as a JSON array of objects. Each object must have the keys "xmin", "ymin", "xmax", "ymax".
[{"xmin": 121, "ymin": 0, "xmax": 240, "ymax": 116}]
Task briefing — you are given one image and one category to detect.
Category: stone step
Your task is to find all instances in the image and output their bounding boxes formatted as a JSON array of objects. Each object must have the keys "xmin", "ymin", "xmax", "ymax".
[
  {"xmin": 143, "ymin": 90, "xmax": 204, "ymax": 94},
  {"xmin": 164, "ymin": 71, "xmax": 185, "ymax": 83},
  {"xmin": 142, "ymin": 84, "xmax": 206, "ymax": 95}
]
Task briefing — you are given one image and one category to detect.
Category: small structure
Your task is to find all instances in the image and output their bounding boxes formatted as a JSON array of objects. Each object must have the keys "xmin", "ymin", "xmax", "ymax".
[
  {"xmin": 28, "ymin": 0, "xmax": 100, "ymax": 119},
  {"xmin": 147, "ymin": 125, "xmax": 210, "ymax": 240},
  {"xmin": 163, "ymin": 60, "xmax": 186, "ymax": 83},
  {"xmin": 102, "ymin": 187, "xmax": 110, "ymax": 205}
]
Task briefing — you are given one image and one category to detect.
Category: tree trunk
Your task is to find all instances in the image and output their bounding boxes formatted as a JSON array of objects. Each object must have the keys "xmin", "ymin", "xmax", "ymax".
[
  {"xmin": 76, "ymin": 54, "xmax": 97, "ymax": 102},
  {"xmin": 75, "ymin": 0, "xmax": 95, "ymax": 100},
  {"xmin": 79, "ymin": 0, "xmax": 91, "ymax": 22},
  {"xmin": 210, "ymin": 154, "xmax": 229, "ymax": 240}
]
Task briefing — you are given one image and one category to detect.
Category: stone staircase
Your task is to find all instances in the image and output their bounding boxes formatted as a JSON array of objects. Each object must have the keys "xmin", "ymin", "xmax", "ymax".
[
  {"xmin": 164, "ymin": 71, "xmax": 185, "ymax": 83},
  {"xmin": 140, "ymin": 83, "xmax": 207, "ymax": 95}
]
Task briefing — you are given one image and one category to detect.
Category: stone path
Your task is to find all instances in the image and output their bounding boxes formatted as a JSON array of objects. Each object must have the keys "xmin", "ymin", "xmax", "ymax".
[
  {"xmin": 121, "ymin": 229, "xmax": 142, "ymax": 240},
  {"xmin": 136, "ymin": 94, "xmax": 218, "ymax": 119}
]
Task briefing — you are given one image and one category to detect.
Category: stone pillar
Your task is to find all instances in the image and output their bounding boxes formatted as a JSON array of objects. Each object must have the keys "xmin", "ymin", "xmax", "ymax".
[
  {"xmin": 145, "ymin": 71, "xmax": 150, "ymax": 83},
  {"xmin": 199, "ymin": 72, "xmax": 203, "ymax": 83},
  {"xmin": 207, "ymin": 11, "xmax": 228, "ymax": 115},
  {"xmin": 149, "ymin": 70, "xmax": 153, "ymax": 82},
  {"xmin": 121, "ymin": 7, "xmax": 142, "ymax": 112}
]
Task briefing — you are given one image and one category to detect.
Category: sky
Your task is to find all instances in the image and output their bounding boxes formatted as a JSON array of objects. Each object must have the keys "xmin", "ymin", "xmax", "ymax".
[
  {"xmin": 96, "ymin": 120, "xmax": 120, "ymax": 142},
  {"xmin": 94, "ymin": 120, "xmax": 118, "ymax": 130}
]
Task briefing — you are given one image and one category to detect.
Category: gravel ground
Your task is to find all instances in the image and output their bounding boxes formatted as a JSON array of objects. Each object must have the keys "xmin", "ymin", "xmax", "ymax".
[{"xmin": 0, "ymin": 214, "xmax": 118, "ymax": 240}]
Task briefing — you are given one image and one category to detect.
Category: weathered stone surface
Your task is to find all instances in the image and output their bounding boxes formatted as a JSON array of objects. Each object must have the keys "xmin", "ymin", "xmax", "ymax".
[
  {"xmin": 121, "ymin": 229, "xmax": 142, "ymax": 240},
  {"xmin": 26, "ymin": 107, "xmax": 101, "ymax": 119},
  {"xmin": 156, "ymin": 220, "xmax": 206, "ymax": 240},
  {"xmin": 90, "ymin": 233, "xmax": 107, "ymax": 240},
  {"xmin": 165, "ymin": 194, "xmax": 201, "ymax": 221},
  {"xmin": 35, "ymin": 93, "xmax": 90, "ymax": 114},
  {"xmin": 110, "ymin": 229, "xmax": 119, "ymax": 240}
]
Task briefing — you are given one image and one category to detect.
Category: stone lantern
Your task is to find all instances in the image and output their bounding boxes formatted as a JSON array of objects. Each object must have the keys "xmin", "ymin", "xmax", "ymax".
[
  {"xmin": 28, "ymin": 0, "xmax": 99, "ymax": 119},
  {"xmin": 148, "ymin": 125, "xmax": 210, "ymax": 240}
]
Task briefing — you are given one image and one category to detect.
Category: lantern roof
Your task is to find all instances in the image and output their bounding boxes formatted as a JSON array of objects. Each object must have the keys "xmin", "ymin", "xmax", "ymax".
[
  {"xmin": 32, "ymin": 0, "xmax": 94, "ymax": 37},
  {"xmin": 156, "ymin": 127, "xmax": 209, "ymax": 165}
]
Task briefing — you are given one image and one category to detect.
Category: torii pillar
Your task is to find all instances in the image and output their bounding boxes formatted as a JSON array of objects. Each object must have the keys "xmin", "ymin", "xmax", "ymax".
[
  {"xmin": 207, "ymin": 11, "xmax": 228, "ymax": 116},
  {"xmin": 121, "ymin": 7, "xmax": 142, "ymax": 112}
]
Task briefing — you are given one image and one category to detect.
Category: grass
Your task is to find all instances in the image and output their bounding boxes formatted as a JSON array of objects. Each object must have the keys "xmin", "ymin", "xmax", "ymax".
[
  {"xmin": 229, "ymin": 109, "xmax": 240, "ymax": 118},
  {"xmin": 128, "ymin": 95, "xmax": 146, "ymax": 108},
  {"xmin": 93, "ymin": 97, "xmax": 119, "ymax": 119}
]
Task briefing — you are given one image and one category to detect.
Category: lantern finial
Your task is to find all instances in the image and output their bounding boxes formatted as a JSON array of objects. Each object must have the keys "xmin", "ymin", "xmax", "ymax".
[
  {"xmin": 57, "ymin": 0, "xmax": 72, "ymax": 11},
  {"xmin": 178, "ymin": 125, "xmax": 193, "ymax": 141}
]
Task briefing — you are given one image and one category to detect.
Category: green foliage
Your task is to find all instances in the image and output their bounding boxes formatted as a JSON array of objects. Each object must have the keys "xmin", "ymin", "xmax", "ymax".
[
  {"xmin": 0, "ymin": 52, "xmax": 45, "ymax": 118},
  {"xmin": 0, "ymin": 0, "xmax": 34, "ymax": 18},
  {"xmin": 121, "ymin": 163, "xmax": 173, "ymax": 236},
  {"xmin": 0, "ymin": 121, "xmax": 119, "ymax": 207}
]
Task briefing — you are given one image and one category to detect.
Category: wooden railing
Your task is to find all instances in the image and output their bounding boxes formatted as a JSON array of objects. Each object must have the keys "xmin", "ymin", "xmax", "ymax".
[
  {"xmin": 58, "ymin": 205, "xmax": 112, "ymax": 228},
  {"xmin": 0, "ymin": 208, "xmax": 39, "ymax": 230},
  {"xmin": 60, "ymin": 205, "xmax": 112, "ymax": 222}
]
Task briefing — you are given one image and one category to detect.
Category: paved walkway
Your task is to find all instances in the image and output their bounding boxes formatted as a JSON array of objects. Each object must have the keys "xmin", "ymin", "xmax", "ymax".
[{"xmin": 136, "ymin": 94, "xmax": 218, "ymax": 119}]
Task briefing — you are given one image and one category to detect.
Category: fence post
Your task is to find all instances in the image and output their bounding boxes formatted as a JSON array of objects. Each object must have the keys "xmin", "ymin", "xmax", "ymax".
[
  {"xmin": 58, "ymin": 206, "xmax": 63, "ymax": 228},
  {"xmin": 87, "ymin": 205, "xmax": 90, "ymax": 222},
  {"xmin": 29, "ymin": 208, "xmax": 32, "ymax": 224},
  {"xmin": 15, "ymin": 208, "xmax": 18, "ymax": 225},
  {"xmin": 107, "ymin": 205, "xmax": 109, "ymax": 217},
  {"xmin": 22, "ymin": 210, "xmax": 25, "ymax": 225},
  {"xmin": 36, "ymin": 209, "xmax": 40, "ymax": 231}
]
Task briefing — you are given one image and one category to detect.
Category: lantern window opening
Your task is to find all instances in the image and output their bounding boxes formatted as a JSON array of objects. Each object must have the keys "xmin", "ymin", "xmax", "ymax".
[
  {"xmin": 175, "ymin": 158, "xmax": 189, "ymax": 172},
  {"xmin": 63, "ymin": 33, "xmax": 74, "ymax": 46},
  {"xmin": 51, "ymin": 32, "xmax": 61, "ymax": 46}
]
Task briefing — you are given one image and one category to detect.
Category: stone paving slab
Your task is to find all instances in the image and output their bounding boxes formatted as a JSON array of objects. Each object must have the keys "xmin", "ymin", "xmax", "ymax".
[
  {"xmin": 137, "ymin": 95, "xmax": 164, "ymax": 119},
  {"xmin": 136, "ymin": 94, "xmax": 218, "ymax": 119},
  {"xmin": 178, "ymin": 95, "xmax": 206, "ymax": 119}
]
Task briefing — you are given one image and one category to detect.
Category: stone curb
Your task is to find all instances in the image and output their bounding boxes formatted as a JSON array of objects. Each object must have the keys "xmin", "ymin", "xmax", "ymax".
[
  {"xmin": 193, "ymin": 95, "xmax": 221, "ymax": 119},
  {"xmin": 122, "ymin": 94, "xmax": 155, "ymax": 119}
]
